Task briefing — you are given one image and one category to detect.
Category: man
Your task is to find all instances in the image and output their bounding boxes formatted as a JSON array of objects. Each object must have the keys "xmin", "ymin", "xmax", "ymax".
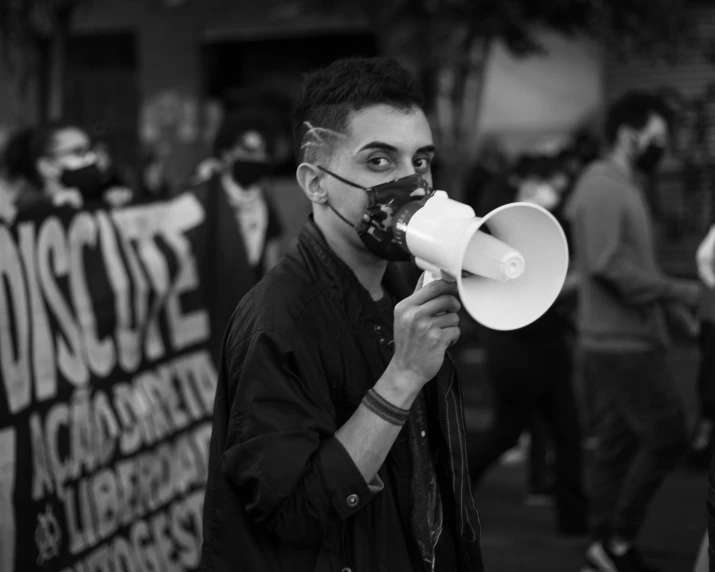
[
  {"xmin": 566, "ymin": 91, "xmax": 701, "ymax": 572},
  {"xmin": 22, "ymin": 121, "xmax": 132, "ymax": 210},
  {"xmin": 199, "ymin": 112, "xmax": 283, "ymax": 283},
  {"xmin": 200, "ymin": 57, "xmax": 483, "ymax": 572}
]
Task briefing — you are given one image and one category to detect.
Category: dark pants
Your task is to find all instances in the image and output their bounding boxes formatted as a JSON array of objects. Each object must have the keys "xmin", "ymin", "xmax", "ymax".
[
  {"xmin": 581, "ymin": 349, "xmax": 687, "ymax": 541},
  {"xmin": 469, "ymin": 334, "xmax": 588, "ymax": 532}
]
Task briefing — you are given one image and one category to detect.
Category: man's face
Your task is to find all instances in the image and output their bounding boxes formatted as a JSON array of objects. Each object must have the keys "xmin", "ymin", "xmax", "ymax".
[
  {"xmin": 631, "ymin": 114, "xmax": 668, "ymax": 158},
  {"xmin": 222, "ymin": 130, "xmax": 269, "ymax": 167},
  {"xmin": 48, "ymin": 128, "xmax": 95, "ymax": 170},
  {"xmin": 39, "ymin": 128, "xmax": 96, "ymax": 187},
  {"xmin": 321, "ymin": 104, "xmax": 435, "ymax": 236}
]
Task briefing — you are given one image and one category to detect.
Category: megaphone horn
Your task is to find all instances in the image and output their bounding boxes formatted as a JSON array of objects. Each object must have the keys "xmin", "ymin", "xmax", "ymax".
[{"xmin": 393, "ymin": 191, "xmax": 569, "ymax": 331}]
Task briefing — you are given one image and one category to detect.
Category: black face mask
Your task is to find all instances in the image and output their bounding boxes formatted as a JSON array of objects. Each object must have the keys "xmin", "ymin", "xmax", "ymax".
[
  {"xmin": 60, "ymin": 163, "xmax": 108, "ymax": 199},
  {"xmin": 231, "ymin": 160, "xmax": 272, "ymax": 188},
  {"xmin": 635, "ymin": 143, "xmax": 665, "ymax": 174},
  {"xmin": 318, "ymin": 166, "xmax": 433, "ymax": 261}
]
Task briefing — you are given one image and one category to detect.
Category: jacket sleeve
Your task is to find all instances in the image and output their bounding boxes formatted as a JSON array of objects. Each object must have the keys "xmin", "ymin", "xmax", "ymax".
[
  {"xmin": 578, "ymin": 178, "xmax": 692, "ymax": 306},
  {"xmin": 220, "ymin": 328, "xmax": 382, "ymax": 548}
]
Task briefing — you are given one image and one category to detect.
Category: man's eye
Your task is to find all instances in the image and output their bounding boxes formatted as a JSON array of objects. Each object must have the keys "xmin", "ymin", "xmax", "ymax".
[
  {"xmin": 414, "ymin": 157, "xmax": 431, "ymax": 171},
  {"xmin": 368, "ymin": 157, "xmax": 391, "ymax": 168}
]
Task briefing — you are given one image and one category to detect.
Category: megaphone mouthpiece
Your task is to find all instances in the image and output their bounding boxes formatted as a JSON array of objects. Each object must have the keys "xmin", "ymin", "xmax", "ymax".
[{"xmin": 462, "ymin": 230, "xmax": 526, "ymax": 282}]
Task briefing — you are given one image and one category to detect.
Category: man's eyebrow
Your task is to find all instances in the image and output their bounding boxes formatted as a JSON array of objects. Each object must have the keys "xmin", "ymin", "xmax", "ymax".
[{"xmin": 356, "ymin": 142, "xmax": 436, "ymax": 154}]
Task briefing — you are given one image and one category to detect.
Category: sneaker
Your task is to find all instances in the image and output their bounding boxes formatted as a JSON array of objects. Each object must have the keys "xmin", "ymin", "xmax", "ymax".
[{"xmin": 582, "ymin": 541, "xmax": 661, "ymax": 572}]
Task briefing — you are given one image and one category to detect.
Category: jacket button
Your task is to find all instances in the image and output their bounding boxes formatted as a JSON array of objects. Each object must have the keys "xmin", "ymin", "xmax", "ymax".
[
  {"xmin": 373, "ymin": 324, "xmax": 381, "ymax": 333},
  {"xmin": 342, "ymin": 568, "xmax": 352, "ymax": 572},
  {"xmin": 346, "ymin": 494, "xmax": 359, "ymax": 508},
  {"xmin": 387, "ymin": 340, "xmax": 394, "ymax": 349}
]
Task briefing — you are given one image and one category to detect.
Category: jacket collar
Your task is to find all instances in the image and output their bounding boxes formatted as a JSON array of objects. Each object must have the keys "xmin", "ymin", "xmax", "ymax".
[{"xmin": 297, "ymin": 216, "xmax": 412, "ymax": 325}]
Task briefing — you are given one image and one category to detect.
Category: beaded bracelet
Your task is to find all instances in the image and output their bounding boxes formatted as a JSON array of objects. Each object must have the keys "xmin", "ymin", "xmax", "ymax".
[{"xmin": 362, "ymin": 387, "xmax": 411, "ymax": 426}]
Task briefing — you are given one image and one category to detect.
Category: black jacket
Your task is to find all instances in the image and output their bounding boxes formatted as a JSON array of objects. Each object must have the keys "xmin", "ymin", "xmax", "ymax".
[{"xmin": 200, "ymin": 217, "xmax": 483, "ymax": 572}]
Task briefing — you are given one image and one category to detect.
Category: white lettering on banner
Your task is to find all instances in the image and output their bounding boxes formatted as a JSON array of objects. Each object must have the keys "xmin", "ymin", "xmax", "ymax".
[
  {"xmin": 0, "ymin": 428, "xmax": 16, "ymax": 572},
  {"xmin": 31, "ymin": 412, "xmax": 54, "ymax": 500},
  {"xmin": 96, "ymin": 212, "xmax": 142, "ymax": 374},
  {"xmin": 57, "ymin": 420, "xmax": 211, "ymax": 557},
  {"xmin": 0, "ymin": 194, "xmax": 210, "ymax": 417},
  {"xmin": 134, "ymin": 234, "xmax": 170, "ymax": 362},
  {"xmin": 29, "ymin": 351, "xmax": 216, "ymax": 499},
  {"xmin": 19, "ymin": 222, "xmax": 56, "ymax": 402},
  {"xmin": 162, "ymin": 195, "xmax": 209, "ymax": 352},
  {"xmin": 0, "ymin": 225, "xmax": 31, "ymax": 414},
  {"xmin": 63, "ymin": 490, "xmax": 205, "ymax": 572},
  {"xmin": 94, "ymin": 390, "xmax": 121, "ymax": 467},
  {"xmin": 69, "ymin": 212, "xmax": 116, "ymax": 377},
  {"xmin": 111, "ymin": 194, "xmax": 208, "ymax": 363},
  {"xmin": 37, "ymin": 217, "xmax": 90, "ymax": 388},
  {"xmin": 1, "ymin": 195, "xmax": 218, "ymax": 571}
]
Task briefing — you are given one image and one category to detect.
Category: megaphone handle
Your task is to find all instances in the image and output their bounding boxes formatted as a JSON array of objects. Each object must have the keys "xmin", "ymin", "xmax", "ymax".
[
  {"xmin": 414, "ymin": 258, "xmax": 457, "ymax": 285},
  {"xmin": 422, "ymin": 269, "xmax": 457, "ymax": 286}
]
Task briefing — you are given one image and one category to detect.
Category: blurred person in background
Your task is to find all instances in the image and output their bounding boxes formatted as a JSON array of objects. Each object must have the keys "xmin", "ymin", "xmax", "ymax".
[
  {"xmin": 566, "ymin": 91, "xmax": 701, "ymax": 572},
  {"xmin": 137, "ymin": 145, "xmax": 173, "ymax": 201},
  {"xmin": 692, "ymin": 223, "xmax": 715, "ymax": 572},
  {"xmin": 0, "ymin": 126, "xmax": 36, "ymax": 215},
  {"xmin": 463, "ymin": 136, "xmax": 508, "ymax": 213},
  {"xmin": 687, "ymin": 224, "xmax": 715, "ymax": 469},
  {"xmin": 23, "ymin": 121, "xmax": 133, "ymax": 209},
  {"xmin": 468, "ymin": 154, "xmax": 588, "ymax": 537},
  {"xmin": 199, "ymin": 111, "xmax": 284, "ymax": 284}
]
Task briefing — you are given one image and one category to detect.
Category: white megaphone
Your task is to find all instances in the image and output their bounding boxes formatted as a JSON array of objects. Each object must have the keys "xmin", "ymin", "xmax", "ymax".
[{"xmin": 393, "ymin": 191, "xmax": 569, "ymax": 331}]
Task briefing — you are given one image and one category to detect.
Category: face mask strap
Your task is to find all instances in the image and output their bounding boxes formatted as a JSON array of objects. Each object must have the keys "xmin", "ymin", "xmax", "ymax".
[{"xmin": 317, "ymin": 165, "xmax": 368, "ymax": 190}]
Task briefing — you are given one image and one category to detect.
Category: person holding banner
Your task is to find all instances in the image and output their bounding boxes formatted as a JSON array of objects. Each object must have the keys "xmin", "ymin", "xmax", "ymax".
[
  {"xmin": 17, "ymin": 121, "xmax": 133, "ymax": 210},
  {"xmin": 196, "ymin": 112, "xmax": 284, "ymax": 284},
  {"xmin": 200, "ymin": 57, "xmax": 483, "ymax": 572}
]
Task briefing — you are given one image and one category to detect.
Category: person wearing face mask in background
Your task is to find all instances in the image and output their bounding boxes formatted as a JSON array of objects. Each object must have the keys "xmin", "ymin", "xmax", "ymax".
[
  {"xmin": 20, "ymin": 121, "xmax": 132, "ymax": 210},
  {"xmin": 206, "ymin": 112, "xmax": 284, "ymax": 284},
  {"xmin": 566, "ymin": 91, "xmax": 702, "ymax": 572},
  {"xmin": 467, "ymin": 154, "xmax": 589, "ymax": 537}
]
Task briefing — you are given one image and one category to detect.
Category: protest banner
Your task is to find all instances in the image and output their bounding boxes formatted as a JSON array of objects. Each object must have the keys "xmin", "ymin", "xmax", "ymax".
[{"xmin": 0, "ymin": 187, "xmax": 254, "ymax": 572}]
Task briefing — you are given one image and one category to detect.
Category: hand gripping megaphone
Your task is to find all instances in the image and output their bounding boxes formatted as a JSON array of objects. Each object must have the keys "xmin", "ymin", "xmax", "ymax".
[{"xmin": 393, "ymin": 191, "xmax": 569, "ymax": 331}]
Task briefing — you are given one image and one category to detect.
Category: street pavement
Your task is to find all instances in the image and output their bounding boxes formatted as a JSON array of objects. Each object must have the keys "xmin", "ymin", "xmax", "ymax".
[{"xmin": 455, "ymin": 338, "xmax": 708, "ymax": 572}]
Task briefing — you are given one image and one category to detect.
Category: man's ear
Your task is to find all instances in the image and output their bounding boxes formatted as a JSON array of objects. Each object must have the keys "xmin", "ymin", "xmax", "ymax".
[{"xmin": 296, "ymin": 163, "xmax": 328, "ymax": 205}]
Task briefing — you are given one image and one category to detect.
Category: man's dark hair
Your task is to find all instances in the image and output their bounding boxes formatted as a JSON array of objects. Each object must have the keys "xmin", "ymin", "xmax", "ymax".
[
  {"xmin": 292, "ymin": 57, "xmax": 424, "ymax": 164},
  {"xmin": 604, "ymin": 91, "xmax": 673, "ymax": 147},
  {"xmin": 213, "ymin": 110, "xmax": 277, "ymax": 158}
]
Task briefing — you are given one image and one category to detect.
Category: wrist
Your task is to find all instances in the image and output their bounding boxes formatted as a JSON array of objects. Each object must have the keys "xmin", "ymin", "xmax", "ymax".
[{"xmin": 375, "ymin": 363, "xmax": 422, "ymax": 409}]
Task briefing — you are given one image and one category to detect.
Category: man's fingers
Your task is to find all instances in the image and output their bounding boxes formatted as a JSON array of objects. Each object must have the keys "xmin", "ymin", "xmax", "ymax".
[
  {"xmin": 442, "ymin": 326, "xmax": 461, "ymax": 347},
  {"xmin": 409, "ymin": 278, "xmax": 458, "ymax": 305},
  {"xmin": 418, "ymin": 294, "xmax": 461, "ymax": 317},
  {"xmin": 432, "ymin": 312, "xmax": 460, "ymax": 329}
]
